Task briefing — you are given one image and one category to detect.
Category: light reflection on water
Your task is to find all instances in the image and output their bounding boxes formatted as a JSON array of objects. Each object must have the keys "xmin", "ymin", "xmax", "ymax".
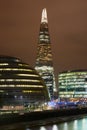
[
  {"xmin": 26, "ymin": 117, "xmax": 87, "ymax": 130},
  {"xmin": 26, "ymin": 128, "xmax": 31, "ymax": 130},
  {"xmin": 1, "ymin": 116, "xmax": 87, "ymax": 130},
  {"xmin": 52, "ymin": 124, "xmax": 58, "ymax": 130},
  {"xmin": 40, "ymin": 126, "xmax": 46, "ymax": 130}
]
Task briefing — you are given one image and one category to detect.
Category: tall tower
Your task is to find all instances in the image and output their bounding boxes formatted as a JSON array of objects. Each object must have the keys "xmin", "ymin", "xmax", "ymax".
[{"xmin": 35, "ymin": 8, "xmax": 56, "ymax": 99}]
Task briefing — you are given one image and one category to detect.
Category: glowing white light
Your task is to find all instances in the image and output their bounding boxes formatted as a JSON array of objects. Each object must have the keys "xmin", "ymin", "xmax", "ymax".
[
  {"xmin": 41, "ymin": 8, "xmax": 48, "ymax": 23},
  {"xmin": 64, "ymin": 122, "xmax": 68, "ymax": 130},
  {"xmin": 82, "ymin": 118, "xmax": 87, "ymax": 129},
  {"xmin": 52, "ymin": 124, "xmax": 58, "ymax": 130},
  {"xmin": 40, "ymin": 126, "xmax": 46, "ymax": 130},
  {"xmin": 35, "ymin": 66, "xmax": 53, "ymax": 71},
  {"xmin": 74, "ymin": 120, "xmax": 78, "ymax": 129}
]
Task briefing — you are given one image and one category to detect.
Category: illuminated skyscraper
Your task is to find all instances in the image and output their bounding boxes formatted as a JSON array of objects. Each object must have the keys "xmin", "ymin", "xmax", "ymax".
[{"xmin": 35, "ymin": 8, "xmax": 56, "ymax": 99}]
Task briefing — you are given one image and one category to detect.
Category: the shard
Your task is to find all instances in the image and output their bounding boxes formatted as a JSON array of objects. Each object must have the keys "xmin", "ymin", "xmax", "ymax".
[{"xmin": 35, "ymin": 8, "xmax": 57, "ymax": 99}]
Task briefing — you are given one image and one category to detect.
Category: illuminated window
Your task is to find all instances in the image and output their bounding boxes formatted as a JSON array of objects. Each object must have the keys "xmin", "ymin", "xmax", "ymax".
[
  {"xmin": 0, "ymin": 63, "xmax": 9, "ymax": 66},
  {"xmin": 0, "ymin": 68, "xmax": 32, "ymax": 72},
  {"xmin": 0, "ymin": 84, "xmax": 43, "ymax": 88},
  {"xmin": 17, "ymin": 74, "xmax": 39, "ymax": 77}
]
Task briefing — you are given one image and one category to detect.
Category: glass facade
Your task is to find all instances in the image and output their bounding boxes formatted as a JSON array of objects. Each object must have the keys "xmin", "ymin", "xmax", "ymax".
[
  {"xmin": 35, "ymin": 8, "xmax": 56, "ymax": 99},
  {"xmin": 0, "ymin": 56, "xmax": 49, "ymax": 111},
  {"xmin": 58, "ymin": 70, "xmax": 87, "ymax": 99}
]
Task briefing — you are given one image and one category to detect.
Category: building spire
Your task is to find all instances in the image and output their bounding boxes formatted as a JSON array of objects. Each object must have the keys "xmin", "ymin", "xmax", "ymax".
[
  {"xmin": 35, "ymin": 8, "xmax": 57, "ymax": 99},
  {"xmin": 41, "ymin": 8, "xmax": 48, "ymax": 23}
]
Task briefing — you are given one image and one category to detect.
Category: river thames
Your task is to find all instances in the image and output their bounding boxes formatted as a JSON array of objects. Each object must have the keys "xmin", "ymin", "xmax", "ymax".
[{"xmin": 1, "ymin": 115, "xmax": 87, "ymax": 130}]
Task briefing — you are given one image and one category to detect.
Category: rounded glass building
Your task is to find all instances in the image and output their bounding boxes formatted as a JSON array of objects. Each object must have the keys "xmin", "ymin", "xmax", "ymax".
[
  {"xmin": 58, "ymin": 70, "xmax": 87, "ymax": 99},
  {"xmin": 0, "ymin": 56, "xmax": 49, "ymax": 111}
]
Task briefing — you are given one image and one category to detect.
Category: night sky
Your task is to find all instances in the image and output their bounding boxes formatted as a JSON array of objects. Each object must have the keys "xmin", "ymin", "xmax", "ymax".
[{"xmin": 0, "ymin": 0, "xmax": 87, "ymax": 77}]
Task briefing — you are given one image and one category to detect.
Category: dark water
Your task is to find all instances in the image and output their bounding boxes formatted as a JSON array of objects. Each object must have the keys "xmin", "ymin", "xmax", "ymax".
[{"xmin": 1, "ymin": 116, "xmax": 87, "ymax": 130}]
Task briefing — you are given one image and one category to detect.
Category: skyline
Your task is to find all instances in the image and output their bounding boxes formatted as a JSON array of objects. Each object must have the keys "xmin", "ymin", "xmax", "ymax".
[{"xmin": 0, "ymin": 0, "xmax": 87, "ymax": 77}]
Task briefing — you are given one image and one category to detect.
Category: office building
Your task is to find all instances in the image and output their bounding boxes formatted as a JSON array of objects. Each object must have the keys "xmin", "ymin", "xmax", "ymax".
[
  {"xmin": 35, "ymin": 8, "xmax": 56, "ymax": 99},
  {"xmin": 0, "ymin": 56, "xmax": 49, "ymax": 110},
  {"xmin": 58, "ymin": 70, "xmax": 87, "ymax": 100}
]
